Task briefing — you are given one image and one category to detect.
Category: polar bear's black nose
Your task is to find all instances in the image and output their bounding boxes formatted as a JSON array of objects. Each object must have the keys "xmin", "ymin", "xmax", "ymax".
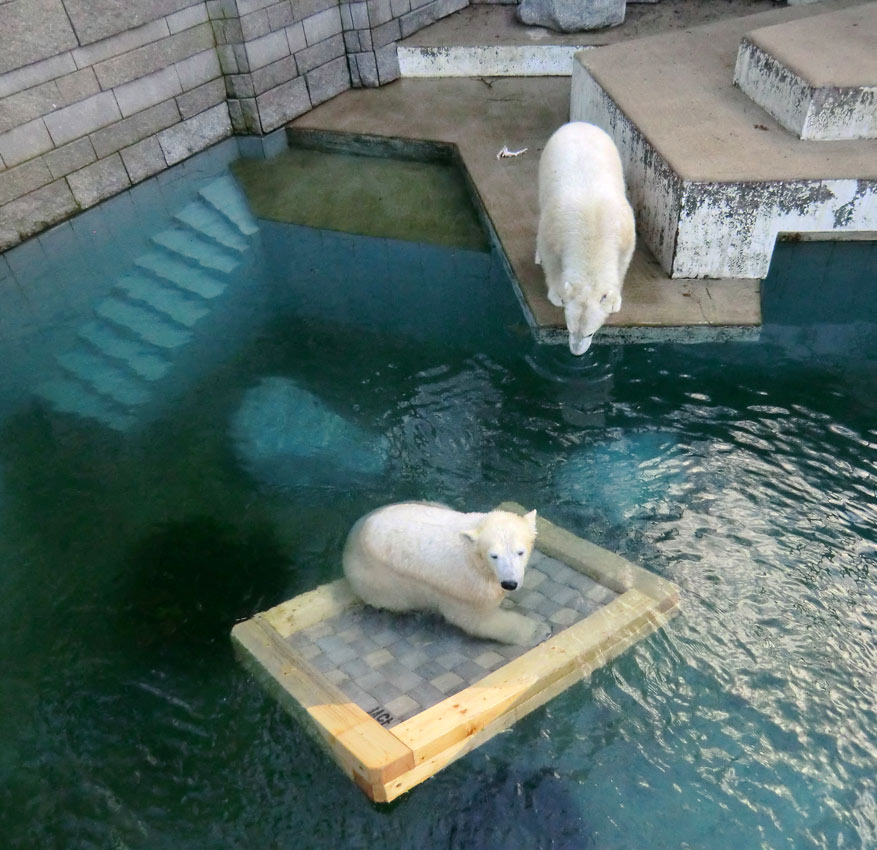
[{"xmin": 501, "ymin": 580, "xmax": 518, "ymax": 591}]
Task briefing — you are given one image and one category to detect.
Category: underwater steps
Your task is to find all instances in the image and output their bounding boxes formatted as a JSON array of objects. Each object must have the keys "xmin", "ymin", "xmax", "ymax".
[{"xmin": 36, "ymin": 176, "xmax": 260, "ymax": 432}]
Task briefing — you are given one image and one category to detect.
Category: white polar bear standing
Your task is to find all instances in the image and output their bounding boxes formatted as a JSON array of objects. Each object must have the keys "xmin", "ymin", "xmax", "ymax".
[
  {"xmin": 536, "ymin": 121, "xmax": 635, "ymax": 355},
  {"xmin": 342, "ymin": 503, "xmax": 546, "ymax": 645}
]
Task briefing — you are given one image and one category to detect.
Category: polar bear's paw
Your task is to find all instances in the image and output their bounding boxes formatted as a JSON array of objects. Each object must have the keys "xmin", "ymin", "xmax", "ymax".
[
  {"xmin": 547, "ymin": 287, "xmax": 564, "ymax": 308},
  {"xmin": 480, "ymin": 609, "xmax": 551, "ymax": 646},
  {"xmin": 528, "ymin": 617, "xmax": 553, "ymax": 645}
]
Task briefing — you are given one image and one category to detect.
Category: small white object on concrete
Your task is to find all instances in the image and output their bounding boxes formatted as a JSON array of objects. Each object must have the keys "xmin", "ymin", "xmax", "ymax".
[{"xmin": 496, "ymin": 145, "xmax": 528, "ymax": 159}]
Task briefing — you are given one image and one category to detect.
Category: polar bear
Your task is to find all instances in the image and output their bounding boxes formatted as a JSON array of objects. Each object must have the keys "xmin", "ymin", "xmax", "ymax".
[
  {"xmin": 536, "ymin": 121, "xmax": 635, "ymax": 355},
  {"xmin": 342, "ymin": 502, "xmax": 547, "ymax": 645}
]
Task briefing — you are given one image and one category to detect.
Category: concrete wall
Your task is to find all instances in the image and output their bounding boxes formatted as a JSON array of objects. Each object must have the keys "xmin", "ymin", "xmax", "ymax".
[
  {"xmin": 0, "ymin": 0, "xmax": 231, "ymax": 251},
  {"xmin": 0, "ymin": 0, "xmax": 465, "ymax": 252},
  {"xmin": 215, "ymin": 0, "xmax": 350, "ymax": 135},
  {"xmin": 342, "ymin": 0, "xmax": 466, "ymax": 88}
]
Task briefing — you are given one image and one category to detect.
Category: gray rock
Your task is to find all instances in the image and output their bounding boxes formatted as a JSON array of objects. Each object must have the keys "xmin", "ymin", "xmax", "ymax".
[
  {"xmin": 516, "ymin": 0, "xmax": 625, "ymax": 33},
  {"xmin": 305, "ymin": 56, "xmax": 351, "ymax": 107}
]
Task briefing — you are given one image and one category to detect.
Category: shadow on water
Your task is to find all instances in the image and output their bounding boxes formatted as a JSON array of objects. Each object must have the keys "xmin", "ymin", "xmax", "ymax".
[
  {"xmin": 439, "ymin": 765, "xmax": 594, "ymax": 850},
  {"xmin": 116, "ymin": 516, "xmax": 288, "ymax": 668}
]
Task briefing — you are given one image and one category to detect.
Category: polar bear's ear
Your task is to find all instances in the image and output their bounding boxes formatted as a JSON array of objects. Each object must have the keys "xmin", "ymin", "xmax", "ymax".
[
  {"xmin": 461, "ymin": 528, "xmax": 480, "ymax": 544},
  {"xmin": 524, "ymin": 509, "xmax": 537, "ymax": 534}
]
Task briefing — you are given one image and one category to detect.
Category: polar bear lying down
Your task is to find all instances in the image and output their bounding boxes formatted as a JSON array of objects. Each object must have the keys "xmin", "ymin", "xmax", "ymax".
[
  {"xmin": 343, "ymin": 503, "xmax": 549, "ymax": 645},
  {"xmin": 536, "ymin": 121, "xmax": 635, "ymax": 355}
]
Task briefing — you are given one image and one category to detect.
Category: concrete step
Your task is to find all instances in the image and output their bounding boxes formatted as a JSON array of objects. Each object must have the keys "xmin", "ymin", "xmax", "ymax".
[
  {"xmin": 115, "ymin": 274, "xmax": 211, "ymax": 328},
  {"xmin": 78, "ymin": 321, "xmax": 172, "ymax": 382},
  {"xmin": 174, "ymin": 200, "xmax": 251, "ymax": 253},
  {"xmin": 134, "ymin": 253, "xmax": 227, "ymax": 299},
  {"xmin": 95, "ymin": 297, "xmax": 193, "ymax": 349},
  {"xmin": 57, "ymin": 350, "xmax": 152, "ymax": 407},
  {"xmin": 733, "ymin": 3, "xmax": 877, "ymax": 141},
  {"xmin": 569, "ymin": 0, "xmax": 876, "ymax": 279},
  {"xmin": 151, "ymin": 227, "xmax": 241, "ymax": 274},
  {"xmin": 36, "ymin": 378, "xmax": 136, "ymax": 432},
  {"xmin": 198, "ymin": 176, "xmax": 259, "ymax": 236}
]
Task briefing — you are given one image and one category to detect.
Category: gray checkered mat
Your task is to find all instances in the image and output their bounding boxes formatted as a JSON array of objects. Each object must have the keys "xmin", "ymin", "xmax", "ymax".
[{"xmin": 286, "ymin": 551, "xmax": 619, "ymax": 727}]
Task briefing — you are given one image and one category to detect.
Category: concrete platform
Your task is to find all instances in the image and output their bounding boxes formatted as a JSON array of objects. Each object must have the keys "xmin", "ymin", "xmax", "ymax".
[
  {"xmin": 734, "ymin": 3, "xmax": 877, "ymax": 140},
  {"xmin": 398, "ymin": 0, "xmax": 778, "ymax": 77},
  {"xmin": 571, "ymin": 0, "xmax": 877, "ymax": 278},
  {"xmin": 290, "ymin": 76, "xmax": 761, "ymax": 346}
]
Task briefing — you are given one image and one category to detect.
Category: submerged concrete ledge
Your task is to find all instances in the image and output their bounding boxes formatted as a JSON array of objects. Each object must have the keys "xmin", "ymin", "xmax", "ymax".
[{"xmin": 289, "ymin": 77, "xmax": 760, "ymax": 346}]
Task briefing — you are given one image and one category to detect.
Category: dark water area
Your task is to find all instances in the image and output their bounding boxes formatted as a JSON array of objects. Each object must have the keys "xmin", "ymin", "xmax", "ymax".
[{"xmin": 0, "ymin": 140, "xmax": 874, "ymax": 849}]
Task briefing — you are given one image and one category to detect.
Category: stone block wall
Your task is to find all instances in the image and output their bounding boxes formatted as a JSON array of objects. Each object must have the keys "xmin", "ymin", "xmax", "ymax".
[
  {"xmin": 341, "ymin": 0, "xmax": 466, "ymax": 87},
  {"xmin": 0, "ymin": 0, "xmax": 471, "ymax": 251},
  {"xmin": 0, "ymin": 0, "xmax": 231, "ymax": 251},
  {"xmin": 212, "ymin": 0, "xmax": 352, "ymax": 134}
]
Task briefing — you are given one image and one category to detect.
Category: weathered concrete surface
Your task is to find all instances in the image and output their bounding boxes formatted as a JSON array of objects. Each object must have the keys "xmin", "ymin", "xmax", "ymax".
[
  {"xmin": 0, "ymin": 0, "xmax": 78, "ymax": 75},
  {"xmin": 63, "ymin": 0, "xmax": 195, "ymax": 45},
  {"xmin": 734, "ymin": 3, "xmax": 877, "ymax": 140},
  {"xmin": 517, "ymin": 0, "xmax": 625, "ymax": 33},
  {"xmin": 571, "ymin": 0, "xmax": 877, "ymax": 278},
  {"xmin": 291, "ymin": 77, "xmax": 760, "ymax": 343}
]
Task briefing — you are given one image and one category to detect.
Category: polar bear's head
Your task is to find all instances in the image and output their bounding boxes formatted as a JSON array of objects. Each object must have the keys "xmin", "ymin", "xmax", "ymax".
[
  {"xmin": 562, "ymin": 284, "xmax": 622, "ymax": 356},
  {"xmin": 462, "ymin": 509, "xmax": 537, "ymax": 591}
]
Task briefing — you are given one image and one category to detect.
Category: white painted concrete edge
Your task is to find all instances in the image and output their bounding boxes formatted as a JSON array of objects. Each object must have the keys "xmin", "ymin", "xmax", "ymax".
[
  {"xmin": 675, "ymin": 179, "xmax": 877, "ymax": 278},
  {"xmin": 734, "ymin": 38, "xmax": 812, "ymax": 138},
  {"xmin": 397, "ymin": 45, "xmax": 593, "ymax": 77},
  {"xmin": 802, "ymin": 86, "xmax": 877, "ymax": 141},
  {"xmin": 734, "ymin": 38, "xmax": 877, "ymax": 141}
]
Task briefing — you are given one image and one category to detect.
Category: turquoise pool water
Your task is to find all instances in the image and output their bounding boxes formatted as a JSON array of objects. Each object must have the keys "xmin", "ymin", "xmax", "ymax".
[{"xmin": 0, "ymin": 139, "xmax": 875, "ymax": 849}]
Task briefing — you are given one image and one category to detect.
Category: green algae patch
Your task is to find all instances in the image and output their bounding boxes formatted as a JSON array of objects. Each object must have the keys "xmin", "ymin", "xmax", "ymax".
[{"xmin": 231, "ymin": 146, "xmax": 489, "ymax": 252}]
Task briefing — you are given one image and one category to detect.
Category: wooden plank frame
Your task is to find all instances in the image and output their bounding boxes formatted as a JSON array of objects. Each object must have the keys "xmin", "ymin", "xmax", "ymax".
[{"xmin": 231, "ymin": 503, "xmax": 680, "ymax": 803}]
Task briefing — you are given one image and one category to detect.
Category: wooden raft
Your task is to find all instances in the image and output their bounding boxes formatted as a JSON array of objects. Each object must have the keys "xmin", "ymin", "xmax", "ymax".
[{"xmin": 231, "ymin": 503, "xmax": 680, "ymax": 802}]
